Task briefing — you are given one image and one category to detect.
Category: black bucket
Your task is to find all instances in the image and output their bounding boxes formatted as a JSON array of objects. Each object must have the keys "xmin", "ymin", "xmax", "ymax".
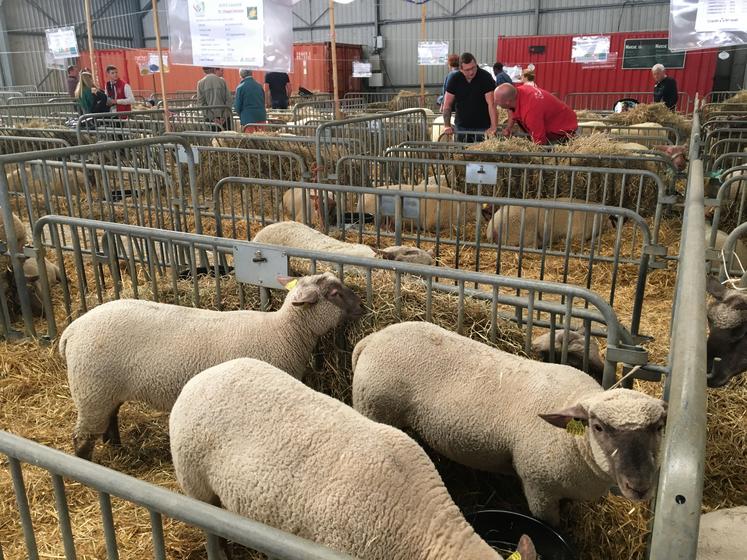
[
  {"xmin": 341, "ymin": 212, "xmax": 375, "ymax": 225},
  {"xmin": 466, "ymin": 509, "xmax": 577, "ymax": 560},
  {"xmin": 177, "ymin": 265, "xmax": 234, "ymax": 280}
]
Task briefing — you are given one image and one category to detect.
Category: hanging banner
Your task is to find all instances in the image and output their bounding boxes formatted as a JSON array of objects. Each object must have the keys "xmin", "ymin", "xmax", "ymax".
[
  {"xmin": 352, "ymin": 61, "xmax": 372, "ymax": 78},
  {"xmin": 168, "ymin": 0, "xmax": 293, "ymax": 72},
  {"xmin": 46, "ymin": 26, "xmax": 79, "ymax": 60},
  {"xmin": 669, "ymin": 0, "xmax": 747, "ymax": 51},
  {"xmin": 417, "ymin": 41, "xmax": 449, "ymax": 65},
  {"xmin": 571, "ymin": 35, "xmax": 611, "ymax": 64}
]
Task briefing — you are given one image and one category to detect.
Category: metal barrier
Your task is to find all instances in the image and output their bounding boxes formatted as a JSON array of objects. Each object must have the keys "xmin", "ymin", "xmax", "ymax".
[
  {"xmin": 720, "ymin": 221, "xmax": 747, "ymax": 284},
  {"xmin": 0, "ymin": 125, "xmax": 89, "ymax": 148},
  {"xmin": 292, "ymin": 97, "xmax": 368, "ymax": 121},
  {"xmin": 0, "ymin": 137, "xmax": 200, "ymax": 335},
  {"xmin": 648, "ymin": 98, "xmax": 706, "ymax": 560},
  {"xmin": 564, "ymin": 91, "xmax": 693, "ymax": 114},
  {"xmin": 576, "ymin": 122, "xmax": 680, "ymax": 145},
  {"xmin": 6, "ymin": 94, "xmax": 73, "ymax": 105},
  {"xmin": 702, "ymin": 90, "xmax": 741, "ymax": 104},
  {"xmin": 0, "ymin": 102, "xmax": 79, "ymax": 126},
  {"xmin": 76, "ymin": 106, "xmax": 234, "ymax": 142},
  {"xmin": 334, "ymin": 153, "xmax": 671, "ymax": 241},
  {"xmin": 343, "ymin": 91, "xmax": 440, "ymax": 110},
  {"xmin": 0, "ymin": 135, "xmax": 70, "ymax": 154},
  {"xmin": 316, "ymin": 110, "xmax": 428, "ymax": 179},
  {"xmin": 0, "ymin": 430, "xmax": 354, "ymax": 560},
  {"xmin": 212, "ymin": 177, "xmax": 658, "ymax": 344}
]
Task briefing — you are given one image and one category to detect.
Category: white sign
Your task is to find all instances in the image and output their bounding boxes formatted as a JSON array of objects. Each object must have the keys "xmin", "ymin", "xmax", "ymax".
[
  {"xmin": 504, "ymin": 65, "xmax": 522, "ymax": 82},
  {"xmin": 46, "ymin": 26, "xmax": 79, "ymax": 60},
  {"xmin": 45, "ymin": 50, "xmax": 65, "ymax": 70},
  {"xmin": 418, "ymin": 41, "xmax": 449, "ymax": 66},
  {"xmin": 571, "ymin": 35, "xmax": 611, "ymax": 64},
  {"xmin": 353, "ymin": 61, "xmax": 372, "ymax": 78},
  {"xmin": 695, "ymin": 0, "xmax": 747, "ymax": 32},
  {"xmin": 188, "ymin": 0, "xmax": 264, "ymax": 67}
]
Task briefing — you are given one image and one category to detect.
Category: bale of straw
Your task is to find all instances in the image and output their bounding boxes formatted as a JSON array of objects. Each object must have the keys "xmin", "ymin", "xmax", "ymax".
[{"xmin": 605, "ymin": 102, "xmax": 692, "ymax": 140}]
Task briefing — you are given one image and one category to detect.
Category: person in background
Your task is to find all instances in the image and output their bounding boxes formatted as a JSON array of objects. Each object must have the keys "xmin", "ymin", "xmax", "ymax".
[
  {"xmin": 520, "ymin": 68, "xmax": 536, "ymax": 87},
  {"xmin": 437, "ymin": 53, "xmax": 460, "ymax": 108},
  {"xmin": 493, "ymin": 62, "xmax": 512, "ymax": 87},
  {"xmin": 495, "ymin": 83, "xmax": 577, "ymax": 145},
  {"xmin": 67, "ymin": 65, "xmax": 79, "ymax": 98},
  {"xmin": 442, "ymin": 52, "xmax": 498, "ymax": 143},
  {"xmin": 264, "ymin": 72, "xmax": 291, "ymax": 109},
  {"xmin": 197, "ymin": 67, "xmax": 232, "ymax": 128},
  {"xmin": 104, "ymin": 65, "xmax": 136, "ymax": 115},
  {"xmin": 652, "ymin": 63, "xmax": 678, "ymax": 111},
  {"xmin": 74, "ymin": 71, "xmax": 109, "ymax": 115},
  {"xmin": 234, "ymin": 69, "xmax": 267, "ymax": 130}
]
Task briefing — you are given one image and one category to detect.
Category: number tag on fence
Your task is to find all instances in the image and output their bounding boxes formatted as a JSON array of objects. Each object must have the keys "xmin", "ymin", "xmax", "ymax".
[
  {"xmin": 177, "ymin": 145, "xmax": 200, "ymax": 164},
  {"xmin": 234, "ymin": 244, "xmax": 289, "ymax": 289},
  {"xmin": 466, "ymin": 163, "xmax": 497, "ymax": 185},
  {"xmin": 380, "ymin": 195, "xmax": 420, "ymax": 220}
]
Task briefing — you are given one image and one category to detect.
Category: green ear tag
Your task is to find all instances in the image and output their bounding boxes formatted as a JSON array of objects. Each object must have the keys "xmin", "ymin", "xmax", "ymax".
[
  {"xmin": 566, "ymin": 419, "xmax": 586, "ymax": 436},
  {"xmin": 285, "ymin": 279, "xmax": 298, "ymax": 291},
  {"xmin": 507, "ymin": 552, "xmax": 522, "ymax": 560}
]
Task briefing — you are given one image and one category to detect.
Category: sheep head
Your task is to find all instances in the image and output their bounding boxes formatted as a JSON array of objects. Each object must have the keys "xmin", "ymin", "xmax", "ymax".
[
  {"xmin": 706, "ymin": 276, "xmax": 747, "ymax": 387},
  {"xmin": 540, "ymin": 389, "xmax": 666, "ymax": 500}
]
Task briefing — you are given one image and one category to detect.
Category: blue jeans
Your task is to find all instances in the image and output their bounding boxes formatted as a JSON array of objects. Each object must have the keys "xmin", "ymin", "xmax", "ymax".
[{"xmin": 455, "ymin": 125, "xmax": 486, "ymax": 143}]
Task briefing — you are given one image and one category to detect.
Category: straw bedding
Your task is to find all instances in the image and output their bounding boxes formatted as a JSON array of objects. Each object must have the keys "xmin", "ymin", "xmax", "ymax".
[
  {"xmin": 1, "ymin": 219, "xmax": 745, "ymax": 559},
  {"xmin": 605, "ymin": 102, "xmax": 692, "ymax": 140}
]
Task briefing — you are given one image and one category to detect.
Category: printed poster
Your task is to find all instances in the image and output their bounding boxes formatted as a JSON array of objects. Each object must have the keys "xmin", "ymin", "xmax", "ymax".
[
  {"xmin": 694, "ymin": 0, "xmax": 747, "ymax": 32},
  {"xmin": 353, "ymin": 62, "xmax": 372, "ymax": 78},
  {"xmin": 571, "ymin": 35, "xmax": 611, "ymax": 64},
  {"xmin": 188, "ymin": 0, "xmax": 264, "ymax": 67},
  {"xmin": 417, "ymin": 41, "xmax": 449, "ymax": 66},
  {"xmin": 46, "ymin": 26, "xmax": 79, "ymax": 60}
]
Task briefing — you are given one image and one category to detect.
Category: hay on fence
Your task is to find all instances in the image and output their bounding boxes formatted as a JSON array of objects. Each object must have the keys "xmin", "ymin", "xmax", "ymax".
[
  {"xmin": 575, "ymin": 110, "xmax": 602, "ymax": 120},
  {"xmin": 605, "ymin": 102, "xmax": 692, "ymax": 140}
]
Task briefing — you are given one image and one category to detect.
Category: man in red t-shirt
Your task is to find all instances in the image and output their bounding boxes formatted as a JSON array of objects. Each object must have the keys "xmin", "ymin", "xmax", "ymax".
[{"xmin": 495, "ymin": 83, "xmax": 577, "ymax": 145}]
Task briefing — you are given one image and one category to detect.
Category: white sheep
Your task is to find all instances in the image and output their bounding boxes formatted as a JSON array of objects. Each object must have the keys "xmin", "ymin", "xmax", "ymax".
[
  {"xmin": 697, "ymin": 506, "xmax": 747, "ymax": 560},
  {"xmin": 0, "ymin": 211, "xmax": 26, "ymax": 249},
  {"xmin": 170, "ymin": 357, "xmax": 537, "ymax": 560},
  {"xmin": 531, "ymin": 328, "xmax": 605, "ymax": 384},
  {"xmin": 252, "ymin": 221, "xmax": 434, "ymax": 267},
  {"xmin": 59, "ymin": 272, "xmax": 364, "ymax": 460},
  {"xmin": 351, "ymin": 321, "xmax": 667, "ymax": 526},
  {"xmin": 282, "ymin": 188, "xmax": 338, "ymax": 225},
  {"xmin": 6, "ymin": 163, "xmax": 85, "ymax": 196},
  {"xmin": 484, "ymin": 198, "xmax": 614, "ymax": 246},
  {"xmin": 704, "ymin": 221, "xmax": 747, "ymax": 270}
]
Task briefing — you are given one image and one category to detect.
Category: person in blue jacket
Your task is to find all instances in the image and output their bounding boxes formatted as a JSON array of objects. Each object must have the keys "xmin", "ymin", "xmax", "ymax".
[{"xmin": 234, "ymin": 69, "xmax": 267, "ymax": 128}]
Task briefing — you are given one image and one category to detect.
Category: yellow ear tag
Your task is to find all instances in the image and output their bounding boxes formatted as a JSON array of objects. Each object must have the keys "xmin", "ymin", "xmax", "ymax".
[
  {"xmin": 507, "ymin": 552, "xmax": 522, "ymax": 560},
  {"xmin": 284, "ymin": 279, "xmax": 298, "ymax": 291},
  {"xmin": 566, "ymin": 419, "xmax": 586, "ymax": 436}
]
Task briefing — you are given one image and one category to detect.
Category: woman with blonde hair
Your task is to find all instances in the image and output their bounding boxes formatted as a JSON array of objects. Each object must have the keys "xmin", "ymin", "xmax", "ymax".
[
  {"xmin": 521, "ymin": 67, "xmax": 536, "ymax": 87},
  {"xmin": 74, "ymin": 71, "xmax": 108, "ymax": 114}
]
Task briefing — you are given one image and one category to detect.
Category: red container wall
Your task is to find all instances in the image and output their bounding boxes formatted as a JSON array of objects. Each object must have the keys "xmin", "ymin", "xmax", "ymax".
[
  {"xmin": 496, "ymin": 32, "xmax": 716, "ymax": 109},
  {"xmin": 80, "ymin": 43, "xmax": 362, "ymax": 98}
]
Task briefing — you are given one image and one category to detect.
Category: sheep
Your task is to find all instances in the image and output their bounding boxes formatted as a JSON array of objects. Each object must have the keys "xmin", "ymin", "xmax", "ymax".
[
  {"xmin": 431, "ymin": 115, "xmax": 445, "ymax": 142},
  {"xmin": 59, "ymin": 272, "xmax": 365, "ymax": 460},
  {"xmin": 615, "ymin": 141, "xmax": 651, "ymax": 152},
  {"xmin": 531, "ymin": 328, "xmax": 604, "ymax": 384},
  {"xmin": 351, "ymin": 321, "xmax": 667, "ymax": 526},
  {"xmin": 697, "ymin": 506, "xmax": 747, "ymax": 560},
  {"xmin": 0, "ymin": 211, "xmax": 27, "ymax": 249},
  {"xmin": 359, "ymin": 182, "xmax": 472, "ymax": 233},
  {"xmin": 484, "ymin": 198, "xmax": 615, "ymax": 246},
  {"xmin": 705, "ymin": 276, "xmax": 747, "ymax": 388},
  {"xmin": 252, "ymin": 221, "xmax": 434, "ymax": 267},
  {"xmin": 282, "ymin": 188, "xmax": 339, "ymax": 225},
  {"xmin": 6, "ymin": 163, "xmax": 85, "ymax": 196},
  {"xmin": 170, "ymin": 357, "xmax": 537, "ymax": 560},
  {"xmin": 704, "ymin": 221, "xmax": 747, "ymax": 270}
]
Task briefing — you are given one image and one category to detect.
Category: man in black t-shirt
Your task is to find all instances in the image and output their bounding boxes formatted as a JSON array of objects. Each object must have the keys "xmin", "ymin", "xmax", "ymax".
[
  {"xmin": 652, "ymin": 64, "xmax": 678, "ymax": 111},
  {"xmin": 442, "ymin": 53, "xmax": 498, "ymax": 143},
  {"xmin": 264, "ymin": 72, "xmax": 291, "ymax": 109}
]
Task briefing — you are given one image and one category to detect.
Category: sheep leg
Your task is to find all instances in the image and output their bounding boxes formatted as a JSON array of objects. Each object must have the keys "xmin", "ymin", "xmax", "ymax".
[
  {"xmin": 72, "ymin": 434, "xmax": 97, "ymax": 461},
  {"xmin": 523, "ymin": 483, "xmax": 561, "ymax": 526},
  {"xmin": 102, "ymin": 404, "xmax": 122, "ymax": 446}
]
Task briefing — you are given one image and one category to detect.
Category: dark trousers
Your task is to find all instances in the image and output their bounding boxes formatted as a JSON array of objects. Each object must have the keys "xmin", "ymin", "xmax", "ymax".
[{"xmin": 271, "ymin": 98, "xmax": 289, "ymax": 109}]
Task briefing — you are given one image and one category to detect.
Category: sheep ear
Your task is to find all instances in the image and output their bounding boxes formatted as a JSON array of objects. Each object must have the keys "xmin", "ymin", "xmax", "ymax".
[
  {"xmin": 706, "ymin": 276, "xmax": 727, "ymax": 300},
  {"xmin": 516, "ymin": 534, "xmax": 537, "ymax": 560},
  {"xmin": 291, "ymin": 284, "xmax": 320, "ymax": 306},
  {"xmin": 277, "ymin": 275, "xmax": 299, "ymax": 290},
  {"xmin": 539, "ymin": 405, "xmax": 588, "ymax": 428},
  {"xmin": 426, "ymin": 249, "xmax": 435, "ymax": 257},
  {"xmin": 375, "ymin": 248, "xmax": 395, "ymax": 260}
]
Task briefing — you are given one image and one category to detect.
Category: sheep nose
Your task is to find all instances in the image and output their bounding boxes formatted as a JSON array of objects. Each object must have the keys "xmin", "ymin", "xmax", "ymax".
[{"xmin": 622, "ymin": 480, "xmax": 650, "ymax": 500}]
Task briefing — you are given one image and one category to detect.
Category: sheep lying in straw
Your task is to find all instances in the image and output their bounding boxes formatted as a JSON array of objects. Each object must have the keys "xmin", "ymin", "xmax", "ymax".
[
  {"xmin": 697, "ymin": 506, "xmax": 747, "ymax": 560},
  {"xmin": 59, "ymin": 273, "xmax": 364, "ymax": 460},
  {"xmin": 352, "ymin": 321, "xmax": 667, "ymax": 525},
  {"xmin": 253, "ymin": 221, "xmax": 434, "ymax": 269},
  {"xmin": 171, "ymin": 357, "xmax": 538, "ymax": 560},
  {"xmin": 483, "ymin": 198, "xmax": 615, "ymax": 246},
  {"xmin": 705, "ymin": 276, "xmax": 747, "ymax": 388},
  {"xmin": 5, "ymin": 163, "xmax": 86, "ymax": 196},
  {"xmin": 532, "ymin": 328, "xmax": 605, "ymax": 384}
]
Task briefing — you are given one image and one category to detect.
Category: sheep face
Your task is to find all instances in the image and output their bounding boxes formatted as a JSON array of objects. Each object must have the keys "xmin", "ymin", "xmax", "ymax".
[
  {"xmin": 706, "ymin": 276, "xmax": 747, "ymax": 387},
  {"xmin": 375, "ymin": 246, "xmax": 435, "ymax": 266},
  {"xmin": 531, "ymin": 329, "xmax": 604, "ymax": 384},
  {"xmin": 540, "ymin": 389, "xmax": 666, "ymax": 501},
  {"xmin": 278, "ymin": 273, "xmax": 364, "ymax": 332}
]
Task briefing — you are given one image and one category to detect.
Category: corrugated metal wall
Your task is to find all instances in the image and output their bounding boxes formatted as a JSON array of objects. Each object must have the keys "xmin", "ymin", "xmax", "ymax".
[
  {"xmin": 5, "ymin": 0, "xmax": 672, "ymax": 91},
  {"xmin": 1, "ymin": 0, "xmax": 139, "ymax": 91}
]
